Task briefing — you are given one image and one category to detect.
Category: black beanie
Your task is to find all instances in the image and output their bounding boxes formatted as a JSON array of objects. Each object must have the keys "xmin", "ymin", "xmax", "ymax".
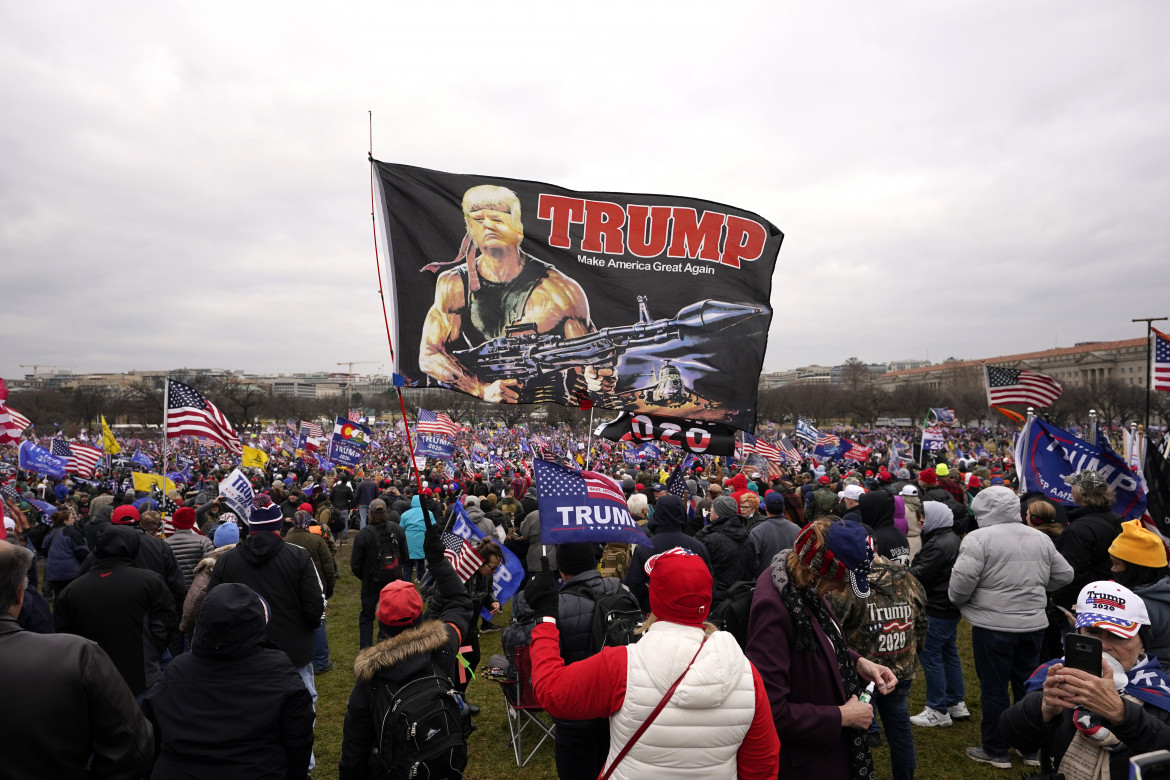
[{"xmin": 556, "ymin": 543, "xmax": 597, "ymax": 576}]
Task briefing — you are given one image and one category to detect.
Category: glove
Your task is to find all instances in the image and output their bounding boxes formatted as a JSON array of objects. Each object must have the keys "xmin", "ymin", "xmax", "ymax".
[
  {"xmin": 423, "ymin": 522, "xmax": 446, "ymax": 566},
  {"xmin": 523, "ymin": 557, "xmax": 560, "ymax": 621}
]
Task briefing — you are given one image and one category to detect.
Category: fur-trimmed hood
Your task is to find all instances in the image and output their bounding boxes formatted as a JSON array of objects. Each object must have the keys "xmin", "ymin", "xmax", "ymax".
[
  {"xmin": 353, "ymin": 619, "xmax": 450, "ymax": 683},
  {"xmin": 193, "ymin": 543, "xmax": 235, "ymax": 575}
]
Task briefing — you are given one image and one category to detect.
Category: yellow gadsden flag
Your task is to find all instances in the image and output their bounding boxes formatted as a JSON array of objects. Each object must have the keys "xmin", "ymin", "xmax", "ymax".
[
  {"xmin": 131, "ymin": 472, "xmax": 177, "ymax": 494},
  {"xmin": 241, "ymin": 445, "xmax": 269, "ymax": 469},
  {"xmin": 101, "ymin": 415, "xmax": 121, "ymax": 455}
]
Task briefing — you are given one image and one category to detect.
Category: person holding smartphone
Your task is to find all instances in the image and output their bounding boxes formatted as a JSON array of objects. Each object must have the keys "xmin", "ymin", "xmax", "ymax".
[{"xmin": 1001, "ymin": 581, "xmax": 1170, "ymax": 779}]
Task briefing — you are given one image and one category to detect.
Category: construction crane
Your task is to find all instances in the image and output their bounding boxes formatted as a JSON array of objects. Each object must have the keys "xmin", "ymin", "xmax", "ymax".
[
  {"xmin": 336, "ymin": 361, "xmax": 379, "ymax": 376},
  {"xmin": 20, "ymin": 364, "xmax": 74, "ymax": 376}
]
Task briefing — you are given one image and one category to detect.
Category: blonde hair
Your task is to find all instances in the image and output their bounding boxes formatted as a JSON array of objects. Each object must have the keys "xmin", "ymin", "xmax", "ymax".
[
  {"xmin": 786, "ymin": 518, "xmax": 832, "ymax": 589},
  {"xmin": 636, "ymin": 613, "xmax": 718, "ymax": 637}
]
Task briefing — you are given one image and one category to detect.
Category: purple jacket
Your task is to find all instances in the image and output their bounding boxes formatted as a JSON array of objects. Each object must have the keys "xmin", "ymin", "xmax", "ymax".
[{"xmin": 745, "ymin": 558, "xmax": 860, "ymax": 780}]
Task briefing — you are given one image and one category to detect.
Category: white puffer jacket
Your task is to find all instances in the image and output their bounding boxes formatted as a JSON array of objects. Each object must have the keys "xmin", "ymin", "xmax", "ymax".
[{"xmin": 607, "ymin": 620, "xmax": 756, "ymax": 780}]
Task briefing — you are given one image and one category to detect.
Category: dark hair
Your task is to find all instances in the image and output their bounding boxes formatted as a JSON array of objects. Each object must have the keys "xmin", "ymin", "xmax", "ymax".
[{"xmin": 1114, "ymin": 562, "xmax": 1170, "ymax": 590}]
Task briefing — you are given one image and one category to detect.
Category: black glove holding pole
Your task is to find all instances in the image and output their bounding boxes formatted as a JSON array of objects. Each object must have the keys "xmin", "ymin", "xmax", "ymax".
[
  {"xmin": 423, "ymin": 505, "xmax": 446, "ymax": 567},
  {"xmin": 523, "ymin": 556, "xmax": 560, "ymax": 621}
]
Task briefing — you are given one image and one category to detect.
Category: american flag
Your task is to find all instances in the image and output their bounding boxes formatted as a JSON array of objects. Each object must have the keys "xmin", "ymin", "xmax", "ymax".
[
  {"xmin": 0, "ymin": 404, "xmax": 31, "ymax": 444},
  {"xmin": 743, "ymin": 433, "xmax": 784, "ymax": 463},
  {"xmin": 166, "ymin": 379, "xmax": 242, "ymax": 454},
  {"xmin": 534, "ymin": 459, "xmax": 627, "ymax": 505},
  {"xmin": 817, "ymin": 433, "xmax": 841, "ymax": 448},
  {"xmin": 985, "ymin": 366, "xmax": 1063, "ymax": 408},
  {"xmin": 49, "ymin": 439, "xmax": 103, "ymax": 476},
  {"xmin": 777, "ymin": 434, "xmax": 802, "ymax": 463},
  {"xmin": 442, "ymin": 531, "xmax": 485, "ymax": 582},
  {"xmin": 300, "ymin": 420, "xmax": 324, "ymax": 438},
  {"xmin": 1154, "ymin": 327, "xmax": 1170, "ymax": 393},
  {"xmin": 418, "ymin": 409, "xmax": 458, "ymax": 438}
]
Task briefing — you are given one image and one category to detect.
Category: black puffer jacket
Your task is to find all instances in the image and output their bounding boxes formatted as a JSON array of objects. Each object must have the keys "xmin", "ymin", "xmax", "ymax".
[
  {"xmin": 208, "ymin": 531, "xmax": 325, "ymax": 667},
  {"xmin": 1052, "ymin": 505, "xmax": 1124, "ymax": 608},
  {"xmin": 859, "ymin": 490, "xmax": 910, "ymax": 566},
  {"xmin": 695, "ymin": 513, "xmax": 756, "ymax": 605},
  {"xmin": 142, "ymin": 583, "xmax": 315, "ymax": 780},
  {"xmin": 557, "ymin": 569, "xmax": 622, "ymax": 664}
]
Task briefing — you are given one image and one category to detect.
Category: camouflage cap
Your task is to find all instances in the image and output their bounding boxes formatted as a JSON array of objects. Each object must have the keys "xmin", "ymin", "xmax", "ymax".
[{"xmin": 1063, "ymin": 469, "xmax": 1109, "ymax": 493}]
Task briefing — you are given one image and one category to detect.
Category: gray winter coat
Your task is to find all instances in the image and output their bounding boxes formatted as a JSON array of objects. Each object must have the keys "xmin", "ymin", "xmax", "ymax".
[
  {"xmin": 948, "ymin": 486, "xmax": 1073, "ymax": 633},
  {"xmin": 165, "ymin": 529, "xmax": 215, "ymax": 588}
]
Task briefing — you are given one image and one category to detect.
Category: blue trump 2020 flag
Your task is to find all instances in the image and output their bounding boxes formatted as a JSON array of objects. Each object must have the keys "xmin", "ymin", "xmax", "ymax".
[
  {"xmin": 414, "ymin": 433, "xmax": 455, "ymax": 461},
  {"xmin": 1017, "ymin": 418, "xmax": 1146, "ymax": 520},
  {"xmin": 535, "ymin": 458, "xmax": 649, "ymax": 545},
  {"xmin": 450, "ymin": 502, "xmax": 524, "ymax": 620},
  {"xmin": 131, "ymin": 448, "xmax": 155, "ymax": 470},
  {"xmin": 18, "ymin": 441, "xmax": 68, "ymax": 479}
]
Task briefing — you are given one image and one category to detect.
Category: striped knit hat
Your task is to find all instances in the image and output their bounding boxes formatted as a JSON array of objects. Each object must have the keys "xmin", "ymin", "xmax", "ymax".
[{"xmin": 793, "ymin": 519, "xmax": 874, "ymax": 598}]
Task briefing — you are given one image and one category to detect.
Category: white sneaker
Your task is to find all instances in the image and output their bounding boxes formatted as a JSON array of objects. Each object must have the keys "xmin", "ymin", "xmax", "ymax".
[
  {"xmin": 948, "ymin": 702, "xmax": 971, "ymax": 720},
  {"xmin": 909, "ymin": 707, "xmax": 953, "ymax": 728}
]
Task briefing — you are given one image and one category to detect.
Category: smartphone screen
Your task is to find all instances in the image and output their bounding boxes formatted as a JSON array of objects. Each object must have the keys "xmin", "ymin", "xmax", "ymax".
[
  {"xmin": 1131, "ymin": 749, "xmax": 1170, "ymax": 780},
  {"xmin": 1064, "ymin": 632, "xmax": 1103, "ymax": 676}
]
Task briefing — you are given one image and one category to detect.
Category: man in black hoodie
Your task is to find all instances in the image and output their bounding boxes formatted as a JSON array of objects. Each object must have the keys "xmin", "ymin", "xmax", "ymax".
[
  {"xmin": 858, "ymin": 489, "xmax": 911, "ymax": 566},
  {"xmin": 143, "ymin": 583, "xmax": 315, "ymax": 779},
  {"xmin": 55, "ymin": 525, "xmax": 177, "ymax": 699},
  {"xmin": 623, "ymin": 494, "xmax": 711, "ymax": 613},
  {"xmin": 694, "ymin": 495, "xmax": 755, "ymax": 606},
  {"xmin": 208, "ymin": 495, "xmax": 325, "ymax": 772}
]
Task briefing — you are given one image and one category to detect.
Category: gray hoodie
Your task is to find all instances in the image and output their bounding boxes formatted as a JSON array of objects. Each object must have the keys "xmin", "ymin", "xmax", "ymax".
[{"xmin": 947, "ymin": 486, "xmax": 1074, "ymax": 632}]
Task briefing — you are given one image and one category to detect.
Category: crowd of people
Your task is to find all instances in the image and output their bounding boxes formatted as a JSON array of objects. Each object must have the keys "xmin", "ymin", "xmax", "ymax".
[{"xmin": 1, "ymin": 423, "xmax": 1169, "ymax": 779}]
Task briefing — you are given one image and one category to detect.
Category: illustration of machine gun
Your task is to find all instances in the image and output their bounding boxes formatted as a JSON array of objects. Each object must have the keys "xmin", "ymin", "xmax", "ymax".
[{"xmin": 451, "ymin": 298, "xmax": 765, "ymax": 384}]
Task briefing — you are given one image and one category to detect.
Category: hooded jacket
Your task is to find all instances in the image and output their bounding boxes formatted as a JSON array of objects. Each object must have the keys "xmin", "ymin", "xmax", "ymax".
[
  {"xmin": 0, "ymin": 614, "xmax": 154, "ymax": 780},
  {"xmin": 208, "ymin": 530, "xmax": 325, "ymax": 667},
  {"xmin": 1051, "ymin": 505, "xmax": 1125, "ymax": 609},
  {"xmin": 180, "ymin": 544, "xmax": 235, "ymax": 635},
  {"xmin": 947, "ymin": 487, "xmax": 1074, "ymax": 632},
  {"xmin": 624, "ymin": 495, "xmax": 712, "ymax": 613},
  {"xmin": 80, "ymin": 525, "xmax": 188, "ymax": 610},
  {"xmin": 858, "ymin": 490, "xmax": 910, "ymax": 566},
  {"xmin": 695, "ymin": 513, "xmax": 756, "ymax": 605},
  {"xmin": 909, "ymin": 502, "xmax": 962, "ymax": 618},
  {"xmin": 398, "ymin": 494, "xmax": 430, "ymax": 560},
  {"xmin": 142, "ymin": 583, "xmax": 315, "ymax": 780},
  {"xmin": 54, "ymin": 525, "xmax": 177, "ymax": 694},
  {"xmin": 1136, "ymin": 577, "xmax": 1170, "ymax": 662}
]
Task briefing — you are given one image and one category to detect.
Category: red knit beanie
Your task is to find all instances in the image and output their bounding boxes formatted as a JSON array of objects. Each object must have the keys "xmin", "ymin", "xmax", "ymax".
[
  {"xmin": 646, "ymin": 548, "xmax": 712, "ymax": 626},
  {"xmin": 172, "ymin": 507, "xmax": 197, "ymax": 530}
]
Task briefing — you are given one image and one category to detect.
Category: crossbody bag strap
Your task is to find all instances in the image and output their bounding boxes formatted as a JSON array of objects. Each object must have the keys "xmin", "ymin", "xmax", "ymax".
[{"xmin": 599, "ymin": 634, "xmax": 710, "ymax": 780}]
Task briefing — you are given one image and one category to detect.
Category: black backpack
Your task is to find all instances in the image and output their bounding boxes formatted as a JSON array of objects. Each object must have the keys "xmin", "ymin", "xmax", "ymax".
[
  {"xmin": 369, "ymin": 657, "xmax": 469, "ymax": 780},
  {"xmin": 368, "ymin": 524, "xmax": 402, "ymax": 587},
  {"xmin": 709, "ymin": 580, "xmax": 756, "ymax": 648},
  {"xmin": 563, "ymin": 580, "xmax": 645, "ymax": 653}
]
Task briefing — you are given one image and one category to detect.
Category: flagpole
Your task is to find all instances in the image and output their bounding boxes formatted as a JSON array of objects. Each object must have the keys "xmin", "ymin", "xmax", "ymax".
[
  {"xmin": 585, "ymin": 405, "xmax": 595, "ymax": 471},
  {"xmin": 161, "ymin": 377, "xmax": 169, "ymax": 484},
  {"xmin": 1133, "ymin": 317, "xmax": 1168, "ymax": 436}
]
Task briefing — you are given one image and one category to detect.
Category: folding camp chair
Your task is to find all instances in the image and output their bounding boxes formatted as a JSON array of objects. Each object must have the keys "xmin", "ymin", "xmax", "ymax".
[{"xmin": 498, "ymin": 645, "xmax": 556, "ymax": 767}]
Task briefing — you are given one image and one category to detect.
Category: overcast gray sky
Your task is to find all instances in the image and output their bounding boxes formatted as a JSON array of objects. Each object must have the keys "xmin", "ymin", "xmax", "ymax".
[{"xmin": 3, "ymin": 1, "xmax": 1167, "ymax": 382}]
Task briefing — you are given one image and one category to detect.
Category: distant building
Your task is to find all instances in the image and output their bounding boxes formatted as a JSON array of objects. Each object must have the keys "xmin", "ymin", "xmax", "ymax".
[{"xmin": 876, "ymin": 338, "xmax": 1148, "ymax": 391}]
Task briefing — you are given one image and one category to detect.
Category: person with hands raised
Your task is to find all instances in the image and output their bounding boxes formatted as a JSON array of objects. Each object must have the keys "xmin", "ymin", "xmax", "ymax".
[
  {"xmin": 526, "ymin": 549, "xmax": 779, "ymax": 780},
  {"xmin": 1002, "ymin": 581, "xmax": 1170, "ymax": 779}
]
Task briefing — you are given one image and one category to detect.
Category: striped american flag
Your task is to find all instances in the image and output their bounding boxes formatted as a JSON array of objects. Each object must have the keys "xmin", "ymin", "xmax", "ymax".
[
  {"xmin": 743, "ymin": 433, "xmax": 784, "ymax": 463},
  {"xmin": 985, "ymin": 366, "xmax": 1063, "ymax": 408},
  {"xmin": 442, "ymin": 531, "xmax": 485, "ymax": 582},
  {"xmin": 49, "ymin": 439, "xmax": 103, "ymax": 477},
  {"xmin": 0, "ymin": 404, "xmax": 31, "ymax": 444},
  {"xmin": 300, "ymin": 420, "xmax": 324, "ymax": 438},
  {"xmin": 166, "ymin": 379, "xmax": 242, "ymax": 454},
  {"xmin": 817, "ymin": 433, "xmax": 841, "ymax": 448},
  {"xmin": 1154, "ymin": 327, "xmax": 1170, "ymax": 393},
  {"xmin": 418, "ymin": 409, "xmax": 458, "ymax": 438}
]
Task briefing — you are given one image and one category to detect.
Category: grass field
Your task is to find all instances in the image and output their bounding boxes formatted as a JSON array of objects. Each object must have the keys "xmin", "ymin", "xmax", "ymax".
[{"xmin": 282, "ymin": 545, "xmax": 1030, "ymax": 779}]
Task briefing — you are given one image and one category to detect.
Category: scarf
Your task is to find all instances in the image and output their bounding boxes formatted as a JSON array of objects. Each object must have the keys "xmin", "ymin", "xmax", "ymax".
[{"xmin": 776, "ymin": 563, "xmax": 874, "ymax": 780}]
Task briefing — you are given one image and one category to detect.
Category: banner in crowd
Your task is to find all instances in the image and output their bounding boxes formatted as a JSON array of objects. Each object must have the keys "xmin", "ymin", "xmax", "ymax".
[
  {"xmin": 922, "ymin": 426, "xmax": 947, "ymax": 452},
  {"xmin": 1016, "ymin": 418, "xmax": 1146, "ymax": 520},
  {"xmin": 18, "ymin": 441, "xmax": 67, "ymax": 478},
  {"xmin": 218, "ymin": 468, "xmax": 254, "ymax": 522},
  {"xmin": 101, "ymin": 415, "xmax": 121, "ymax": 454},
  {"xmin": 131, "ymin": 472, "xmax": 177, "ymax": 494},
  {"xmin": 131, "ymin": 449, "xmax": 154, "ymax": 470},
  {"xmin": 241, "ymin": 446, "xmax": 269, "ymax": 469},
  {"xmin": 534, "ymin": 458, "xmax": 649, "ymax": 545},
  {"xmin": 327, "ymin": 416, "xmax": 373, "ymax": 469},
  {"xmin": 594, "ymin": 411, "xmax": 737, "ymax": 456},
  {"xmin": 622, "ymin": 442, "xmax": 661, "ymax": 465},
  {"xmin": 373, "ymin": 162, "xmax": 782, "ymax": 431},
  {"xmin": 414, "ymin": 433, "xmax": 455, "ymax": 461},
  {"xmin": 449, "ymin": 502, "xmax": 524, "ymax": 620}
]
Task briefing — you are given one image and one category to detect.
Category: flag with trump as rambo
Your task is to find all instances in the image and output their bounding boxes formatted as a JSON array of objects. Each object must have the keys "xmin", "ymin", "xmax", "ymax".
[{"xmin": 373, "ymin": 162, "xmax": 782, "ymax": 431}]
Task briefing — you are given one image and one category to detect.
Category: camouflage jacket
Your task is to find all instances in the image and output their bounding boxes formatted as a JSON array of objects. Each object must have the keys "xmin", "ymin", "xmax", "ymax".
[{"xmin": 826, "ymin": 556, "xmax": 928, "ymax": 681}]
